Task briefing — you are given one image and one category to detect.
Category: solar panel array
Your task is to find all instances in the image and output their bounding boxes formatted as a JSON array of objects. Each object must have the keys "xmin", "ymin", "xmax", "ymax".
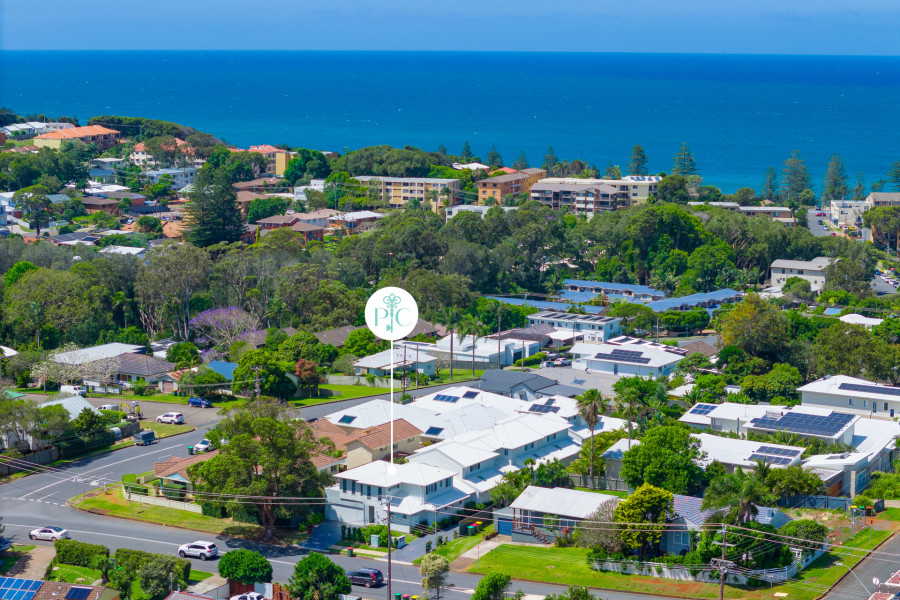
[
  {"xmin": 748, "ymin": 453, "xmax": 792, "ymax": 466},
  {"xmin": 434, "ymin": 394, "xmax": 459, "ymax": 403},
  {"xmin": 462, "ymin": 390, "xmax": 479, "ymax": 399},
  {"xmin": 529, "ymin": 404, "xmax": 561, "ymax": 414},
  {"xmin": 839, "ymin": 382, "xmax": 900, "ymax": 397},
  {"xmin": 65, "ymin": 588, "xmax": 92, "ymax": 600},
  {"xmin": 757, "ymin": 445, "xmax": 802, "ymax": 458},
  {"xmin": 0, "ymin": 579, "xmax": 43, "ymax": 600},
  {"xmin": 594, "ymin": 349, "xmax": 651, "ymax": 365},
  {"xmin": 690, "ymin": 403, "xmax": 717, "ymax": 416},
  {"xmin": 750, "ymin": 411, "xmax": 854, "ymax": 437}
]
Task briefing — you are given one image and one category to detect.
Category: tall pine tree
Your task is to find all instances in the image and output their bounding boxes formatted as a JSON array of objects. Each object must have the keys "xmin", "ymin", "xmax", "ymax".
[
  {"xmin": 853, "ymin": 173, "xmax": 867, "ymax": 201},
  {"xmin": 822, "ymin": 153, "xmax": 849, "ymax": 202},
  {"xmin": 628, "ymin": 145, "xmax": 648, "ymax": 175},
  {"xmin": 761, "ymin": 166, "xmax": 780, "ymax": 202},
  {"xmin": 512, "ymin": 150, "xmax": 529, "ymax": 170},
  {"xmin": 672, "ymin": 143, "xmax": 697, "ymax": 176},
  {"xmin": 186, "ymin": 166, "xmax": 245, "ymax": 247},
  {"xmin": 460, "ymin": 141, "xmax": 473, "ymax": 161},
  {"xmin": 542, "ymin": 146, "xmax": 559, "ymax": 173},
  {"xmin": 486, "ymin": 145, "xmax": 503, "ymax": 168},
  {"xmin": 782, "ymin": 150, "xmax": 813, "ymax": 204}
]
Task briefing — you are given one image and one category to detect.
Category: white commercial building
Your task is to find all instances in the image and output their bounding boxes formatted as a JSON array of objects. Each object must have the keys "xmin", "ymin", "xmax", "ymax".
[
  {"xmin": 769, "ymin": 256, "xmax": 833, "ymax": 290},
  {"xmin": 570, "ymin": 336, "xmax": 688, "ymax": 377}
]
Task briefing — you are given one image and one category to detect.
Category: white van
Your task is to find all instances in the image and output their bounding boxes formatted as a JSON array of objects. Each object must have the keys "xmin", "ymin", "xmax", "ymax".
[{"xmin": 60, "ymin": 384, "xmax": 88, "ymax": 397}]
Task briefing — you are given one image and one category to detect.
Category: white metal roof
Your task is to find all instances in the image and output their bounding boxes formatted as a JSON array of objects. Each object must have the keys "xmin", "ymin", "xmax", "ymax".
[
  {"xmin": 770, "ymin": 257, "xmax": 832, "ymax": 270},
  {"xmin": 571, "ymin": 341, "xmax": 685, "ymax": 368},
  {"xmin": 839, "ymin": 313, "xmax": 883, "ymax": 327},
  {"xmin": 353, "ymin": 348, "xmax": 436, "ymax": 370},
  {"xmin": 40, "ymin": 395, "xmax": 101, "ymax": 419},
  {"xmin": 800, "ymin": 375, "xmax": 900, "ymax": 401},
  {"xmin": 335, "ymin": 459, "xmax": 455, "ymax": 487},
  {"xmin": 51, "ymin": 343, "xmax": 147, "ymax": 365},
  {"xmin": 510, "ymin": 486, "xmax": 620, "ymax": 519}
]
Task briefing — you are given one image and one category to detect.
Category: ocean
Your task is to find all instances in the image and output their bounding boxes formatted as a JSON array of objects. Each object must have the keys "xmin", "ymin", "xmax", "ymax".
[{"xmin": 1, "ymin": 51, "xmax": 899, "ymax": 193}]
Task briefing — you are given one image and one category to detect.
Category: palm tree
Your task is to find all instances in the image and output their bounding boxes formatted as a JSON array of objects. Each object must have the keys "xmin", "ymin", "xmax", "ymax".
[
  {"xmin": 752, "ymin": 458, "xmax": 773, "ymax": 486},
  {"xmin": 614, "ymin": 387, "xmax": 644, "ymax": 449},
  {"xmin": 702, "ymin": 467, "xmax": 776, "ymax": 525},
  {"xmin": 456, "ymin": 314, "xmax": 483, "ymax": 376},
  {"xmin": 438, "ymin": 307, "xmax": 460, "ymax": 380},
  {"xmin": 576, "ymin": 389, "xmax": 607, "ymax": 489}
]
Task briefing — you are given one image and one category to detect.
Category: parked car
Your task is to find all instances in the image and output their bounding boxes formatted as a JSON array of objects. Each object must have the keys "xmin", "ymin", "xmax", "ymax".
[
  {"xmin": 178, "ymin": 541, "xmax": 218, "ymax": 560},
  {"xmin": 347, "ymin": 568, "xmax": 384, "ymax": 588},
  {"xmin": 554, "ymin": 358, "xmax": 571, "ymax": 366},
  {"xmin": 831, "ymin": 233, "xmax": 837, "ymax": 236},
  {"xmin": 29, "ymin": 526, "xmax": 69, "ymax": 541},
  {"xmin": 187, "ymin": 396, "xmax": 212, "ymax": 408},
  {"xmin": 157, "ymin": 412, "xmax": 184, "ymax": 424},
  {"xmin": 230, "ymin": 594, "xmax": 265, "ymax": 600},
  {"xmin": 194, "ymin": 439, "xmax": 212, "ymax": 453},
  {"xmin": 98, "ymin": 404, "xmax": 119, "ymax": 411},
  {"xmin": 60, "ymin": 385, "xmax": 87, "ymax": 397},
  {"xmin": 539, "ymin": 360, "xmax": 555, "ymax": 368}
]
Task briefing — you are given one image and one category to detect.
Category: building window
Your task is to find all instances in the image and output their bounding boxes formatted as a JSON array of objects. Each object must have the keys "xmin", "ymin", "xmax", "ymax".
[
  {"xmin": 863, "ymin": 399, "xmax": 868, "ymax": 408},
  {"xmin": 848, "ymin": 398, "xmax": 854, "ymax": 406}
]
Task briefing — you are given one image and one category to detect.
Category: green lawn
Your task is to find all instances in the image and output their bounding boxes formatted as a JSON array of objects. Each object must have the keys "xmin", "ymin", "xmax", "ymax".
[
  {"xmin": 877, "ymin": 507, "xmax": 900, "ymax": 520},
  {"xmin": 91, "ymin": 392, "xmax": 245, "ymax": 410},
  {"xmin": 436, "ymin": 369, "xmax": 484, "ymax": 384},
  {"xmin": 141, "ymin": 421, "xmax": 194, "ymax": 438},
  {"xmin": 293, "ymin": 385, "xmax": 391, "ymax": 406},
  {"xmin": 72, "ymin": 488, "xmax": 308, "ymax": 545},
  {"xmin": 574, "ymin": 487, "xmax": 629, "ymax": 498},
  {"xmin": 413, "ymin": 525, "xmax": 494, "ymax": 565},
  {"xmin": 188, "ymin": 571, "xmax": 214, "ymax": 585},
  {"xmin": 470, "ymin": 527, "xmax": 891, "ymax": 600},
  {"xmin": 0, "ymin": 545, "xmax": 35, "ymax": 575},
  {"xmin": 50, "ymin": 564, "xmax": 102, "ymax": 584}
]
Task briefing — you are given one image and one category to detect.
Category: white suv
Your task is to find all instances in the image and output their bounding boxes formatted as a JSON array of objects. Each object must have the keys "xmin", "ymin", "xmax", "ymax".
[
  {"xmin": 178, "ymin": 541, "xmax": 218, "ymax": 560},
  {"xmin": 157, "ymin": 412, "xmax": 184, "ymax": 424}
]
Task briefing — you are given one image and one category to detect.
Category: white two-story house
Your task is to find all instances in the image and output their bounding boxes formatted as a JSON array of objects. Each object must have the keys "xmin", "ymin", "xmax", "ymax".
[{"xmin": 527, "ymin": 311, "xmax": 622, "ymax": 343}]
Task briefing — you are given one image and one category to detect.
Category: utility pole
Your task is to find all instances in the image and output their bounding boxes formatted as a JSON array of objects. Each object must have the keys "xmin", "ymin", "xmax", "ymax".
[
  {"xmin": 709, "ymin": 524, "xmax": 734, "ymax": 600},
  {"xmin": 253, "ymin": 366, "xmax": 261, "ymax": 398},
  {"xmin": 385, "ymin": 499, "xmax": 393, "ymax": 600},
  {"xmin": 497, "ymin": 305, "xmax": 502, "ymax": 371}
]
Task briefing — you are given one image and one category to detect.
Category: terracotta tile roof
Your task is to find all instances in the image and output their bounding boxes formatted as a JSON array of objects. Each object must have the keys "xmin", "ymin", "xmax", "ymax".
[
  {"xmin": 155, "ymin": 450, "xmax": 219, "ymax": 479},
  {"xmin": 311, "ymin": 454, "xmax": 343, "ymax": 469},
  {"xmin": 35, "ymin": 125, "xmax": 119, "ymax": 140},
  {"xmin": 308, "ymin": 418, "xmax": 364, "ymax": 448},
  {"xmin": 249, "ymin": 144, "xmax": 287, "ymax": 154},
  {"xmin": 256, "ymin": 214, "xmax": 298, "ymax": 225},
  {"xmin": 234, "ymin": 177, "xmax": 281, "ymax": 189},
  {"xmin": 352, "ymin": 419, "xmax": 422, "ymax": 451}
]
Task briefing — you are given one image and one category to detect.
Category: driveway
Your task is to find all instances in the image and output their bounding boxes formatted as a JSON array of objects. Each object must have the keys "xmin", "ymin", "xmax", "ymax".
[{"xmin": 303, "ymin": 521, "xmax": 342, "ymax": 552}]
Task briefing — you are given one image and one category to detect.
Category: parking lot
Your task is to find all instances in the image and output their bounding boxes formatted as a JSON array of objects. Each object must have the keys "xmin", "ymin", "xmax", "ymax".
[{"xmin": 86, "ymin": 398, "xmax": 223, "ymax": 430}]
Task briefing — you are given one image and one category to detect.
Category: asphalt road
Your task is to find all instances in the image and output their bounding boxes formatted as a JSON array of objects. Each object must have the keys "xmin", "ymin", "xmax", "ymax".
[{"xmin": 807, "ymin": 210, "xmax": 835, "ymax": 237}]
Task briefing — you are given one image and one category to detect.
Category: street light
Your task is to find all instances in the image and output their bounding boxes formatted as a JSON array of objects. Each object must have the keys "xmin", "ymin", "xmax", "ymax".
[{"xmin": 834, "ymin": 562, "xmax": 870, "ymax": 595}]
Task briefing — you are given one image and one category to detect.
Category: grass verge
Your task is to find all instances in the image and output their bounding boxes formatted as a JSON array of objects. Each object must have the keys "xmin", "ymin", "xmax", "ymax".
[
  {"xmin": 71, "ymin": 488, "xmax": 308, "ymax": 545},
  {"xmin": 413, "ymin": 526, "xmax": 494, "ymax": 565},
  {"xmin": 469, "ymin": 527, "xmax": 891, "ymax": 600},
  {"xmin": 0, "ymin": 545, "xmax": 36, "ymax": 575},
  {"xmin": 877, "ymin": 507, "xmax": 900, "ymax": 521},
  {"xmin": 141, "ymin": 422, "xmax": 194, "ymax": 438},
  {"xmin": 50, "ymin": 564, "xmax": 102, "ymax": 584}
]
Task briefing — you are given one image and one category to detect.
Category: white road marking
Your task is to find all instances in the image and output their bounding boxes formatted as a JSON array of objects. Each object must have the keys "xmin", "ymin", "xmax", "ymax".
[{"xmin": 19, "ymin": 445, "xmax": 175, "ymax": 499}]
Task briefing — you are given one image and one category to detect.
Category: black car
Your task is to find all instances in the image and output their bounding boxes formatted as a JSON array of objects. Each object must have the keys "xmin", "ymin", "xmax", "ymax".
[{"xmin": 347, "ymin": 568, "xmax": 384, "ymax": 588}]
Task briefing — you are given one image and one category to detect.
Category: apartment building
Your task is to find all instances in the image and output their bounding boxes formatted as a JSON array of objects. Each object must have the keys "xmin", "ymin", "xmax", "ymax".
[
  {"xmin": 738, "ymin": 206, "xmax": 797, "ymax": 226},
  {"xmin": 354, "ymin": 176, "xmax": 461, "ymax": 212},
  {"xmin": 248, "ymin": 145, "xmax": 289, "ymax": 175},
  {"xmin": 530, "ymin": 181, "xmax": 621, "ymax": 213},
  {"xmin": 536, "ymin": 175, "xmax": 661, "ymax": 208},
  {"xmin": 527, "ymin": 311, "xmax": 622, "ymax": 343},
  {"xmin": 562, "ymin": 279, "xmax": 666, "ymax": 302},
  {"xmin": 866, "ymin": 192, "xmax": 900, "ymax": 209},
  {"xmin": 145, "ymin": 168, "xmax": 197, "ymax": 189},
  {"xmin": 830, "ymin": 200, "xmax": 866, "ymax": 227},
  {"xmin": 477, "ymin": 168, "xmax": 546, "ymax": 204},
  {"xmin": 33, "ymin": 125, "xmax": 121, "ymax": 150}
]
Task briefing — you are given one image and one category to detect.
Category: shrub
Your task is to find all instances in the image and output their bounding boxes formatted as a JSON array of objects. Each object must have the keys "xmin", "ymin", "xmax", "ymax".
[
  {"xmin": 54, "ymin": 539, "xmax": 109, "ymax": 567},
  {"xmin": 425, "ymin": 541, "xmax": 433, "ymax": 553},
  {"xmin": 217, "ymin": 548, "xmax": 273, "ymax": 584},
  {"xmin": 115, "ymin": 548, "xmax": 190, "ymax": 584},
  {"xmin": 100, "ymin": 409, "xmax": 127, "ymax": 425}
]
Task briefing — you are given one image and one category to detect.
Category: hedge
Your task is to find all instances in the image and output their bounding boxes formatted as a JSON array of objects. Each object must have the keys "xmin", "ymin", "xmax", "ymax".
[
  {"xmin": 513, "ymin": 352, "xmax": 547, "ymax": 367},
  {"xmin": 54, "ymin": 539, "xmax": 109, "ymax": 567},
  {"xmin": 57, "ymin": 431, "xmax": 116, "ymax": 458},
  {"xmin": 115, "ymin": 548, "xmax": 190, "ymax": 583}
]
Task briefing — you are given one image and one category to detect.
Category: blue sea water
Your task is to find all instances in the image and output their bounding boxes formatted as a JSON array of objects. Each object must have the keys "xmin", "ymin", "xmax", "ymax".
[{"xmin": 1, "ymin": 51, "xmax": 899, "ymax": 192}]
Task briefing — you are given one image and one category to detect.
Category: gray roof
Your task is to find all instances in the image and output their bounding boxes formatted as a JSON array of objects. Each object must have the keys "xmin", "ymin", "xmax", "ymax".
[
  {"xmin": 40, "ymin": 395, "xmax": 101, "ymax": 420},
  {"xmin": 477, "ymin": 370, "xmax": 558, "ymax": 395},
  {"xmin": 116, "ymin": 353, "xmax": 175, "ymax": 376},
  {"xmin": 313, "ymin": 325, "xmax": 361, "ymax": 347},
  {"xmin": 674, "ymin": 493, "xmax": 785, "ymax": 527},
  {"xmin": 52, "ymin": 343, "xmax": 147, "ymax": 365},
  {"xmin": 538, "ymin": 383, "xmax": 586, "ymax": 397},
  {"xmin": 491, "ymin": 323, "xmax": 556, "ymax": 342}
]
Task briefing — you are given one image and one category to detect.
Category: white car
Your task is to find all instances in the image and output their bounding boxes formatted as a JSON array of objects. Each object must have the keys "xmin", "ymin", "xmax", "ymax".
[
  {"xmin": 178, "ymin": 540, "xmax": 218, "ymax": 560},
  {"xmin": 157, "ymin": 412, "xmax": 185, "ymax": 424},
  {"xmin": 194, "ymin": 439, "xmax": 211, "ymax": 453},
  {"xmin": 230, "ymin": 594, "xmax": 265, "ymax": 600},
  {"xmin": 98, "ymin": 404, "xmax": 119, "ymax": 411},
  {"xmin": 29, "ymin": 526, "xmax": 69, "ymax": 541}
]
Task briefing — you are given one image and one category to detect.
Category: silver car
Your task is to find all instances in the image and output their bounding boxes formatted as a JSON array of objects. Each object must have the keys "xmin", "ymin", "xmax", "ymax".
[{"xmin": 29, "ymin": 526, "xmax": 69, "ymax": 541}]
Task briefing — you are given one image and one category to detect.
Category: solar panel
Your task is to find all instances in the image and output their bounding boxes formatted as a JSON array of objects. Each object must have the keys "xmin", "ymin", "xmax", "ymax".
[
  {"xmin": 839, "ymin": 382, "xmax": 900, "ymax": 397},
  {"xmin": 529, "ymin": 404, "xmax": 560, "ymax": 414},
  {"xmin": 0, "ymin": 579, "xmax": 42, "ymax": 600},
  {"xmin": 748, "ymin": 453, "xmax": 791, "ymax": 466},
  {"xmin": 594, "ymin": 351, "xmax": 651, "ymax": 365},
  {"xmin": 434, "ymin": 394, "xmax": 459, "ymax": 403},
  {"xmin": 66, "ymin": 588, "xmax": 92, "ymax": 600},
  {"xmin": 750, "ymin": 411, "xmax": 854, "ymax": 437},
  {"xmin": 690, "ymin": 404, "xmax": 717, "ymax": 415},
  {"xmin": 462, "ymin": 391, "xmax": 479, "ymax": 399},
  {"xmin": 756, "ymin": 446, "xmax": 802, "ymax": 458},
  {"xmin": 338, "ymin": 415, "xmax": 356, "ymax": 424},
  {"xmin": 425, "ymin": 427, "xmax": 444, "ymax": 436}
]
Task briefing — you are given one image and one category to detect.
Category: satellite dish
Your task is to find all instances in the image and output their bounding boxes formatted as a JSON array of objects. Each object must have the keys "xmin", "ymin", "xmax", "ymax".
[{"xmin": 873, "ymin": 577, "xmax": 880, "ymax": 586}]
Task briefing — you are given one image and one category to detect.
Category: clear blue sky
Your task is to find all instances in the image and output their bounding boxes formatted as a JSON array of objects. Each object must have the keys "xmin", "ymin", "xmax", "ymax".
[{"xmin": 2, "ymin": 0, "xmax": 899, "ymax": 54}]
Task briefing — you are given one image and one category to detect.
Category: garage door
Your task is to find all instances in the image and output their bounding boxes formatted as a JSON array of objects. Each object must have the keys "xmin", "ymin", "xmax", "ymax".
[{"xmin": 497, "ymin": 518, "xmax": 512, "ymax": 535}]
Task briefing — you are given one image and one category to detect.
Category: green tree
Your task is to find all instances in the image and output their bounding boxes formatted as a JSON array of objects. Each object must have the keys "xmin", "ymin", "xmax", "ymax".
[
  {"xmin": 70, "ymin": 407, "xmax": 105, "ymax": 434},
  {"xmin": 613, "ymin": 483, "xmax": 674, "ymax": 558},
  {"xmin": 628, "ymin": 145, "xmax": 648, "ymax": 176},
  {"xmin": 13, "ymin": 184, "xmax": 51, "ymax": 235},
  {"xmin": 672, "ymin": 143, "xmax": 697, "ymax": 176},
  {"xmin": 343, "ymin": 329, "xmax": 382, "ymax": 357},
  {"xmin": 613, "ymin": 376, "xmax": 664, "ymax": 447},
  {"xmin": 287, "ymin": 552, "xmax": 351, "ymax": 600},
  {"xmin": 437, "ymin": 307, "xmax": 460, "ymax": 380},
  {"xmin": 232, "ymin": 349, "xmax": 296, "ymax": 400},
  {"xmin": 822, "ymin": 153, "xmax": 849, "ymax": 202},
  {"xmin": 760, "ymin": 166, "xmax": 780, "ymax": 202},
  {"xmin": 138, "ymin": 556, "xmax": 186, "ymax": 600},
  {"xmin": 887, "ymin": 159, "xmax": 900, "ymax": 191},
  {"xmin": 247, "ymin": 196, "xmax": 290, "ymax": 224},
  {"xmin": 217, "ymin": 548, "xmax": 273, "ymax": 584},
  {"xmin": 471, "ymin": 572, "xmax": 511, "ymax": 600},
  {"xmin": 419, "ymin": 553, "xmax": 451, "ymax": 599},
  {"xmin": 4, "ymin": 260, "xmax": 38, "ymax": 287},
  {"xmin": 190, "ymin": 402, "xmax": 332, "ymax": 540},
  {"xmin": 717, "ymin": 293, "xmax": 790, "ymax": 361},
  {"xmin": 542, "ymin": 146, "xmax": 559, "ymax": 172},
  {"xmin": 512, "ymin": 151, "xmax": 529, "ymax": 170},
  {"xmin": 186, "ymin": 165, "xmax": 245, "ymax": 247},
  {"xmin": 654, "ymin": 174, "xmax": 689, "ymax": 204},
  {"xmin": 461, "ymin": 141, "xmax": 473, "ymax": 161},
  {"xmin": 702, "ymin": 467, "xmax": 776, "ymax": 524},
  {"xmin": 166, "ymin": 342, "xmax": 201, "ymax": 368},
  {"xmin": 853, "ymin": 173, "xmax": 867, "ymax": 201},
  {"xmin": 620, "ymin": 425, "xmax": 705, "ymax": 494},
  {"xmin": 782, "ymin": 150, "xmax": 813, "ymax": 204},
  {"xmin": 741, "ymin": 363, "xmax": 802, "ymax": 404},
  {"xmin": 576, "ymin": 389, "xmax": 607, "ymax": 489},
  {"xmin": 135, "ymin": 215, "xmax": 163, "ymax": 236},
  {"xmin": 486, "ymin": 145, "xmax": 503, "ymax": 168}
]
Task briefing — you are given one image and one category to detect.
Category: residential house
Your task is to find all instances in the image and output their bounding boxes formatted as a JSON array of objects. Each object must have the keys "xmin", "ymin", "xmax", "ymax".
[
  {"xmin": 344, "ymin": 419, "xmax": 423, "ymax": 468},
  {"xmin": 99, "ymin": 246, "xmax": 147, "ymax": 259},
  {"xmin": 353, "ymin": 348, "xmax": 437, "ymax": 377},
  {"xmin": 28, "ymin": 580, "xmax": 117, "ymax": 600},
  {"xmin": 800, "ymin": 375, "xmax": 900, "ymax": 418},
  {"xmin": 770, "ymin": 257, "xmax": 833, "ymax": 290},
  {"xmin": 254, "ymin": 216, "xmax": 324, "ymax": 243},
  {"xmin": 679, "ymin": 338, "xmax": 719, "ymax": 358},
  {"xmin": 486, "ymin": 324, "xmax": 557, "ymax": 351},
  {"xmin": 527, "ymin": 311, "xmax": 622, "ymax": 343},
  {"xmin": 313, "ymin": 325, "xmax": 362, "ymax": 347},
  {"xmin": 536, "ymin": 176, "xmax": 661, "ymax": 208},
  {"xmin": 688, "ymin": 201, "xmax": 740, "ymax": 212},
  {"xmin": 738, "ymin": 206, "xmax": 797, "ymax": 226},
  {"xmin": 295, "ymin": 208, "xmax": 339, "ymax": 228},
  {"xmin": 326, "ymin": 461, "xmax": 470, "ymax": 531},
  {"xmin": 476, "ymin": 370, "xmax": 583, "ymax": 401},
  {"xmin": 866, "ymin": 192, "xmax": 900, "ymax": 210},
  {"xmin": 662, "ymin": 494, "xmax": 790, "ymax": 555},
  {"xmin": 155, "ymin": 451, "xmax": 219, "ymax": 493},
  {"xmin": 328, "ymin": 210, "xmax": 385, "ymax": 231},
  {"xmin": 47, "ymin": 231, "xmax": 102, "ymax": 246},
  {"xmin": 839, "ymin": 313, "xmax": 883, "ymax": 328},
  {"xmin": 97, "ymin": 191, "xmax": 146, "ymax": 208},
  {"xmin": 39, "ymin": 395, "xmax": 101, "ymax": 420},
  {"xmin": 51, "ymin": 343, "xmax": 148, "ymax": 366},
  {"xmin": 500, "ymin": 486, "xmax": 621, "ymax": 541},
  {"xmin": 409, "ymin": 332, "xmax": 543, "ymax": 370},
  {"xmin": 445, "ymin": 205, "xmax": 517, "ymax": 221},
  {"xmin": 145, "ymin": 168, "xmax": 197, "ymax": 189},
  {"xmin": 80, "ymin": 195, "xmax": 121, "ymax": 214},
  {"xmin": 570, "ymin": 336, "xmax": 689, "ymax": 376},
  {"xmin": 452, "ymin": 162, "xmax": 490, "ymax": 171},
  {"xmin": 1, "ymin": 121, "xmax": 74, "ymax": 138},
  {"xmin": 114, "ymin": 353, "xmax": 177, "ymax": 387},
  {"xmin": 353, "ymin": 176, "xmax": 461, "ymax": 212},
  {"xmin": 644, "ymin": 288, "xmax": 742, "ymax": 312},
  {"xmin": 530, "ymin": 181, "xmax": 622, "ymax": 213},
  {"xmin": 477, "ymin": 168, "xmax": 546, "ymax": 204},
  {"xmin": 233, "ymin": 177, "xmax": 282, "ymax": 192},
  {"xmin": 236, "ymin": 191, "xmax": 266, "ymax": 215},
  {"xmin": 34, "ymin": 125, "xmax": 121, "ymax": 150}
]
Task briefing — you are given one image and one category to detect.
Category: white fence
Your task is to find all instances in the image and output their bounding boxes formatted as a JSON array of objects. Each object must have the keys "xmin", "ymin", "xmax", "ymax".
[{"xmin": 124, "ymin": 489, "xmax": 202, "ymax": 513}]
